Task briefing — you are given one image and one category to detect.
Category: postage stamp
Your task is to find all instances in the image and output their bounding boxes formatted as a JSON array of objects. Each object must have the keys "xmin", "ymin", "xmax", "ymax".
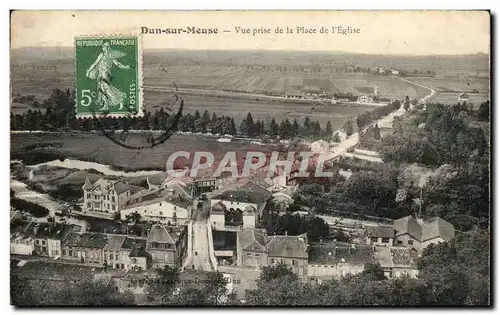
[{"xmin": 74, "ymin": 35, "xmax": 143, "ymax": 117}]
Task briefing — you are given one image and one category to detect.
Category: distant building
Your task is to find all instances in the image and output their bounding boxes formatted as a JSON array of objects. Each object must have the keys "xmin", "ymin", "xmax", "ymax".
[
  {"xmin": 458, "ymin": 92, "xmax": 470, "ymax": 102},
  {"xmin": 61, "ymin": 232, "xmax": 108, "ymax": 266},
  {"xmin": 83, "ymin": 177, "xmax": 143, "ymax": 213},
  {"xmin": 284, "ymin": 92, "xmax": 305, "ymax": 100},
  {"xmin": 391, "ymin": 70, "xmax": 400, "ymax": 75},
  {"xmin": 393, "ymin": 216, "xmax": 455, "ymax": 251},
  {"xmin": 357, "ymin": 95, "xmax": 374, "ymax": 104},
  {"xmin": 364, "ymin": 225, "xmax": 395, "ymax": 247},
  {"xmin": 209, "ymin": 181, "xmax": 272, "ymax": 230}
]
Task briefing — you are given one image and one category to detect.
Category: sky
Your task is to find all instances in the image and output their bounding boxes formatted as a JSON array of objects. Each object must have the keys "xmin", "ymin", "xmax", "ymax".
[{"xmin": 11, "ymin": 10, "xmax": 490, "ymax": 55}]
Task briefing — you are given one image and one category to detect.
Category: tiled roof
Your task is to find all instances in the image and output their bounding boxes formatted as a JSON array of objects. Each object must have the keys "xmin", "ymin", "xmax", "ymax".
[
  {"xmin": 212, "ymin": 189, "xmax": 269, "ymax": 204},
  {"xmin": 114, "ymin": 182, "xmax": 131, "ymax": 194},
  {"xmin": 62, "ymin": 232, "xmax": 82, "ymax": 246},
  {"xmin": 147, "ymin": 224, "xmax": 175, "ymax": 244},
  {"xmin": 393, "ymin": 216, "xmax": 422, "ymax": 240},
  {"xmin": 421, "ymin": 217, "xmax": 455, "ymax": 242},
  {"xmin": 238, "ymin": 228, "xmax": 267, "ymax": 252},
  {"xmin": 122, "ymin": 237, "xmax": 147, "ymax": 250},
  {"xmin": 125, "ymin": 238, "xmax": 148, "ymax": 257},
  {"xmin": 267, "ymin": 234, "xmax": 308, "ymax": 259},
  {"xmin": 33, "ymin": 223, "xmax": 75, "ymax": 240},
  {"xmin": 211, "ymin": 202, "xmax": 227, "ymax": 214},
  {"xmin": 308, "ymin": 242, "xmax": 375, "ymax": 265},
  {"xmin": 77, "ymin": 233, "xmax": 108, "ymax": 249},
  {"xmin": 365, "ymin": 225, "xmax": 395, "ymax": 238},
  {"xmin": 103, "ymin": 234, "xmax": 127, "ymax": 250}
]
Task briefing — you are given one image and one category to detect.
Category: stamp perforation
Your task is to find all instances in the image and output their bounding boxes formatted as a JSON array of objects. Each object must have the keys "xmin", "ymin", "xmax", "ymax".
[{"xmin": 74, "ymin": 33, "xmax": 144, "ymax": 119}]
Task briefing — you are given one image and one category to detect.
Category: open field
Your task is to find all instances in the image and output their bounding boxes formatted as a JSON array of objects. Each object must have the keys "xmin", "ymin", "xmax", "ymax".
[{"xmin": 11, "ymin": 133, "xmax": 279, "ymax": 171}]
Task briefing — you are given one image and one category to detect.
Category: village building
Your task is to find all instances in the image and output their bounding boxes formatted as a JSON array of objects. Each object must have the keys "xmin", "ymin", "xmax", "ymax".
[
  {"xmin": 146, "ymin": 223, "xmax": 188, "ymax": 268},
  {"xmin": 267, "ymin": 233, "xmax": 309, "ymax": 280},
  {"xmin": 10, "ymin": 220, "xmax": 36, "ymax": 256},
  {"xmin": 121, "ymin": 237, "xmax": 149, "ymax": 271},
  {"xmin": 307, "ymin": 241, "xmax": 374, "ymax": 285},
  {"xmin": 61, "ymin": 232, "xmax": 108, "ymax": 266},
  {"xmin": 284, "ymin": 91, "xmax": 305, "ymax": 100},
  {"xmin": 373, "ymin": 246, "xmax": 419, "ymax": 279},
  {"xmin": 458, "ymin": 92, "xmax": 470, "ymax": 102},
  {"xmin": 82, "ymin": 177, "xmax": 144, "ymax": 213},
  {"xmin": 364, "ymin": 225, "xmax": 395, "ymax": 247},
  {"xmin": 120, "ymin": 188, "xmax": 192, "ymax": 226},
  {"xmin": 393, "ymin": 215, "xmax": 455, "ymax": 251},
  {"xmin": 103, "ymin": 234, "xmax": 127, "ymax": 270},
  {"xmin": 357, "ymin": 95, "xmax": 374, "ymax": 104},
  {"xmin": 236, "ymin": 228, "xmax": 268, "ymax": 268}
]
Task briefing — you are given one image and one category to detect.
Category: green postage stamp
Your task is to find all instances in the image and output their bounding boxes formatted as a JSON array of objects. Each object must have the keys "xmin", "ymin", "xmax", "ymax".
[{"xmin": 75, "ymin": 35, "xmax": 143, "ymax": 117}]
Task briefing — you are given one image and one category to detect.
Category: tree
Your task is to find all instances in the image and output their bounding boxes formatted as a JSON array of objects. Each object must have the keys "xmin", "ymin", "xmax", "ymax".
[
  {"xmin": 260, "ymin": 264, "xmax": 297, "ymax": 282},
  {"xmin": 360, "ymin": 263, "xmax": 387, "ymax": 281},
  {"xmin": 146, "ymin": 266, "xmax": 180, "ymax": 303},
  {"xmin": 269, "ymin": 118, "xmax": 279, "ymax": 137},
  {"xmin": 324, "ymin": 121, "xmax": 333, "ymax": 140},
  {"xmin": 477, "ymin": 100, "xmax": 490, "ymax": 121},
  {"xmin": 373, "ymin": 123, "xmax": 381, "ymax": 140},
  {"xmin": 343, "ymin": 119, "xmax": 354, "ymax": 137},
  {"xmin": 291, "ymin": 119, "xmax": 300, "ymax": 137},
  {"xmin": 203, "ymin": 271, "xmax": 228, "ymax": 305}
]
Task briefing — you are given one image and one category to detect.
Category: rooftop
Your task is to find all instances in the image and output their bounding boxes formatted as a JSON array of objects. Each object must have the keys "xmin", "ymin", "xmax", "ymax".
[
  {"xmin": 77, "ymin": 233, "xmax": 108, "ymax": 249},
  {"xmin": 103, "ymin": 234, "xmax": 127, "ymax": 251},
  {"xmin": 238, "ymin": 228, "xmax": 267, "ymax": 252},
  {"xmin": 267, "ymin": 234, "xmax": 308, "ymax": 259},
  {"xmin": 308, "ymin": 242, "xmax": 375, "ymax": 265},
  {"xmin": 365, "ymin": 225, "xmax": 395, "ymax": 239},
  {"xmin": 421, "ymin": 217, "xmax": 455, "ymax": 242}
]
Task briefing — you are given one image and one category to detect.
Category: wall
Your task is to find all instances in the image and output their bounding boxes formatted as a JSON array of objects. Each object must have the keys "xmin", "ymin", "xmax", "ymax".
[
  {"xmin": 392, "ymin": 267, "xmax": 419, "ymax": 279},
  {"xmin": 211, "ymin": 199, "xmax": 258, "ymax": 213},
  {"xmin": 241, "ymin": 250, "xmax": 267, "ymax": 268},
  {"xmin": 307, "ymin": 262, "xmax": 365, "ymax": 280},
  {"xmin": 207, "ymin": 218, "xmax": 218, "ymax": 271},
  {"xmin": 242, "ymin": 213, "xmax": 256, "ymax": 228},
  {"xmin": 394, "ymin": 234, "xmax": 421, "ymax": 250},
  {"xmin": 120, "ymin": 200, "xmax": 189, "ymax": 225},
  {"xmin": 182, "ymin": 221, "xmax": 193, "ymax": 270},
  {"xmin": 47, "ymin": 239, "xmax": 61, "ymax": 257},
  {"xmin": 210, "ymin": 213, "xmax": 225, "ymax": 230},
  {"xmin": 366, "ymin": 236, "xmax": 393, "ymax": 247},
  {"xmin": 10, "ymin": 239, "xmax": 33, "ymax": 255}
]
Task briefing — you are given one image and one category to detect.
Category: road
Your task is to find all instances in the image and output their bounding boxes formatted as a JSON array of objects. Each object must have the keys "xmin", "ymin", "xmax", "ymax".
[
  {"xmin": 326, "ymin": 77, "xmax": 436, "ymax": 162},
  {"xmin": 191, "ymin": 221, "xmax": 213, "ymax": 271}
]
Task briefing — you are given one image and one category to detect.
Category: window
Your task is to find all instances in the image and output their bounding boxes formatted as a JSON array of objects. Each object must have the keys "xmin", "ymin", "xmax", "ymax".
[
  {"xmin": 370, "ymin": 237, "xmax": 378, "ymax": 243},
  {"xmin": 87, "ymin": 202, "xmax": 91, "ymax": 208},
  {"xmin": 42, "ymin": 240, "xmax": 46, "ymax": 245},
  {"xmin": 246, "ymin": 252, "xmax": 252, "ymax": 256},
  {"xmin": 159, "ymin": 211, "xmax": 163, "ymax": 216},
  {"xmin": 270, "ymin": 258, "xmax": 275, "ymax": 264},
  {"xmin": 115, "ymin": 254, "xmax": 119, "ymax": 260},
  {"xmin": 87, "ymin": 193, "xmax": 90, "ymax": 199},
  {"xmin": 292, "ymin": 260, "xmax": 297, "ymax": 266},
  {"xmin": 62, "ymin": 249, "xmax": 66, "ymax": 255},
  {"xmin": 112, "ymin": 205, "xmax": 116, "ymax": 211},
  {"xmin": 36, "ymin": 240, "xmax": 39, "ymax": 245},
  {"xmin": 69, "ymin": 250, "xmax": 73, "ymax": 256},
  {"xmin": 112, "ymin": 196, "xmax": 115, "ymax": 202},
  {"xmin": 382, "ymin": 238, "xmax": 390, "ymax": 243},
  {"xmin": 115, "ymin": 263, "xmax": 120, "ymax": 269},
  {"xmin": 408, "ymin": 240, "xmax": 414, "ymax": 246},
  {"xmin": 107, "ymin": 204, "xmax": 110, "ymax": 209},
  {"xmin": 397, "ymin": 240, "xmax": 403, "ymax": 245},
  {"xmin": 255, "ymin": 253, "xmax": 260, "ymax": 257}
]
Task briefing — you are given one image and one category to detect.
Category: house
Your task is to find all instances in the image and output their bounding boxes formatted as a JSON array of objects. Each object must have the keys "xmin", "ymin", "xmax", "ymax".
[
  {"xmin": 310, "ymin": 139, "xmax": 330, "ymax": 154},
  {"xmin": 267, "ymin": 233, "xmax": 309, "ymax": 280},
  {"xmin": 284, "ymin": 92, "xmax": 304, "ymax": 99},
  {"xmin": 192, "ymin": 169, "xmax": 233, "ymax": 197},
  {"xmin": 458, "ymin": 92, "xmax": 470, "ymax": 102},
  {"xmin": 146, "ymin": 224, "xmax": 188, "ymax": 268},
  {"xmin": 10, "ymin": 220, "xmax": 35, "ymax": 256},
  {"xmin": 271, "ymin": 186, "xmax": 296, "ymax": 213},
  {"xmin": 120, "ymin": 189, "xmax": 191, "ymax": 226},
  {"xmin": 32, "ymin": 223, "xmax": 80, "ymax": 258},
  {"xmin": 393, "ymin": 215, "xmax": 455, "ymax": 251},
  {"xmin": 373, "ymin": 246, "xmax": 419, "ymax": 279},
  {"xmin": 364, "ymin": 225, "xmax": 395, "ymax": 247},
  {"xmin": 393, "ymin": 216, "xmax": 423, "ymax": 250},
  {"xmin": 210, "ymin": 182, "xmax": 272, "ymax": 230},
  {"xmin": 120, "ymin": 237, "xmax": 149, "ymax": 271},
  {"xmin": 82, "ymin": 177, "xmax": 135, "ymax": 213},
  {"xmin": 307, "ymin": 241, "xmax": 375, "ymax": 285},
  {"xmin": 61, "ymin": 232, "xmax": 108, "ymax": 266},
  {"xmin": 357, "ymin": 95, "xmax": 374, "ymax": 104},
  {"xmin": 237, "ymin": 228, "xmax": 268, "ymax": 268},
  {"xmin": 103, "ymin": 234, "xmax": 127, "ymax": 270}
]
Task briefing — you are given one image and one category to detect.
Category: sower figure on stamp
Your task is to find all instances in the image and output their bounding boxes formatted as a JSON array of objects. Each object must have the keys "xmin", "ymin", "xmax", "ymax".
[{"xmin": 85, "ymin": 41, "xmax": 130, "ymax": 111}]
